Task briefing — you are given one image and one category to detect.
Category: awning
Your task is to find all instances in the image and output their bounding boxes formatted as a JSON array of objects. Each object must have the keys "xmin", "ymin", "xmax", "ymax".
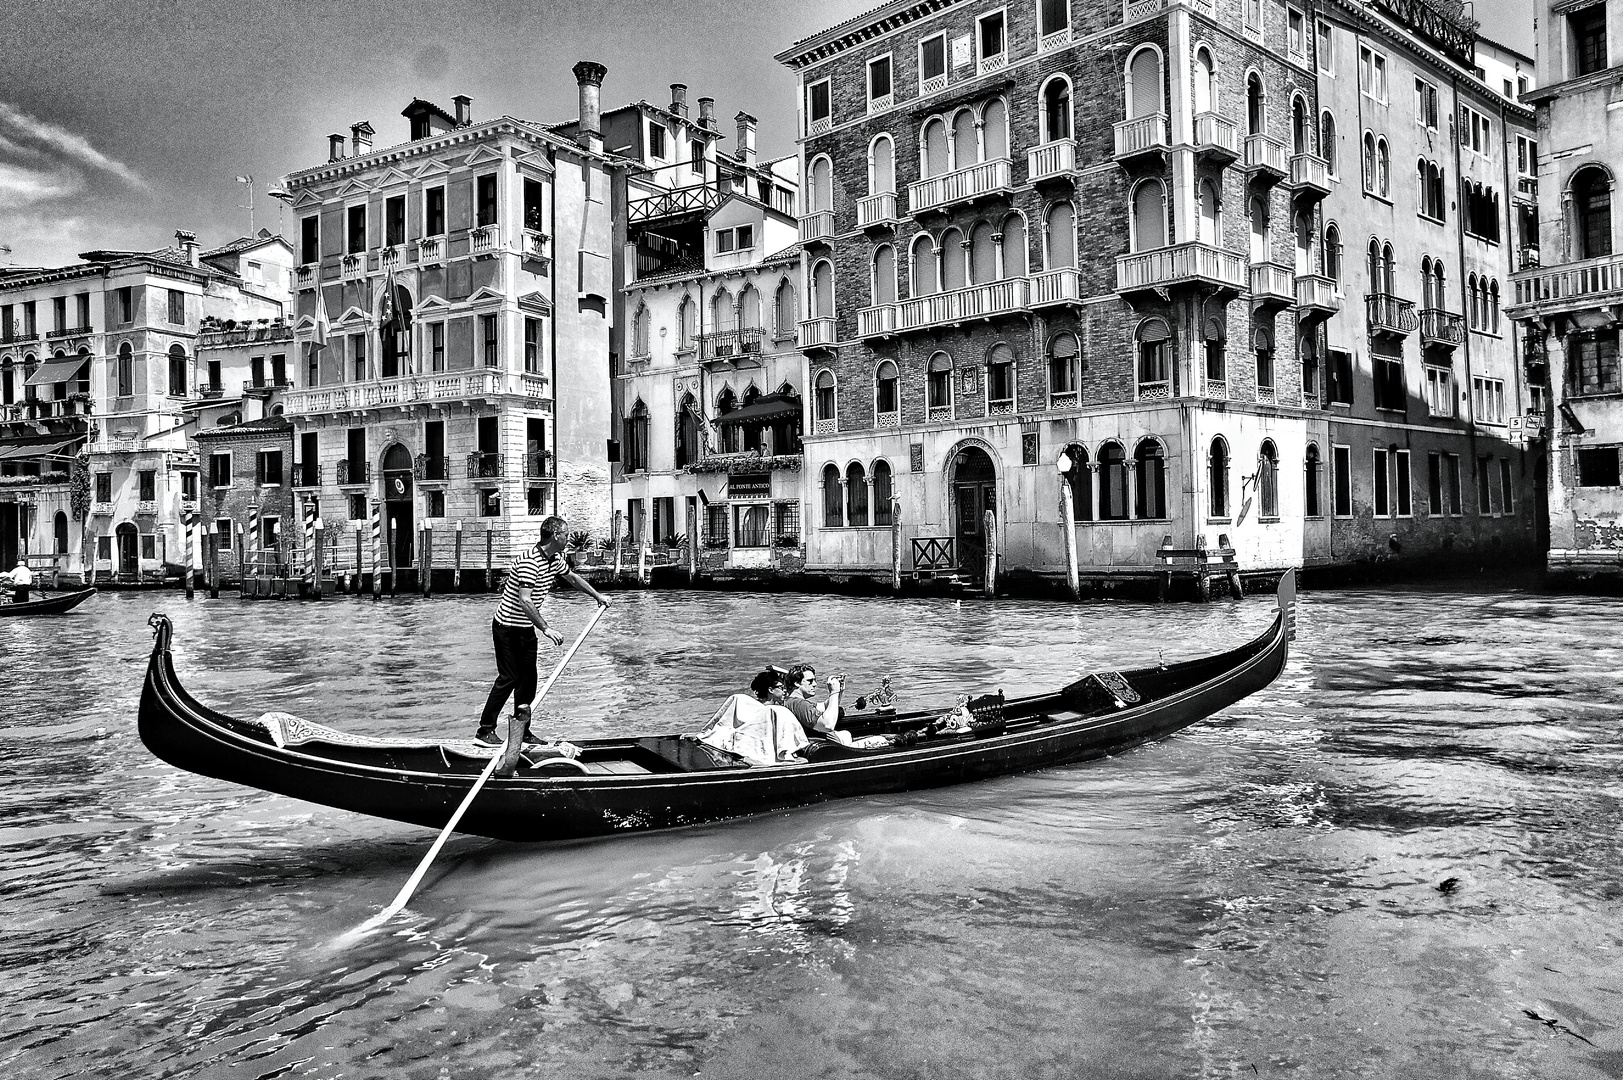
[
  {"xmin": 0, "ymin": 438, "xmax": 79, "ymax": 461},
  {"xmin": 24, "ymin": 359, "xmax": 89, "ymax": 387},
  {"xmin": 715, "ymin": 397, "xmax": 801, "ymax": 425}
]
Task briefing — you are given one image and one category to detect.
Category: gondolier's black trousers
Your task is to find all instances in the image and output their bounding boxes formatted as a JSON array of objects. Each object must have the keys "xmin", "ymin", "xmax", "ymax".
[
  {"xmin": 480, "ymin": 620, "xmax": 537, "ymax": 732},
  {"xmin": 12, "ymin": 587, "xmax": 27, "ymax": 604}
]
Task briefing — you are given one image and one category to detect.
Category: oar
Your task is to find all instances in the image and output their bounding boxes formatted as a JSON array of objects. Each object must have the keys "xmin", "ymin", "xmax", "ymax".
[{"xmin": 339, "ymin": 604, "xmax": 607, "ymax": 942}]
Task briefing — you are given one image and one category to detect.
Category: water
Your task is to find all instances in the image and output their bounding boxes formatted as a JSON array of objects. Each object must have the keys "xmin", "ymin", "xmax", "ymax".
[{"xmin": 2, "ymin": 585, "xmax": 1620, "ymax": 1079}]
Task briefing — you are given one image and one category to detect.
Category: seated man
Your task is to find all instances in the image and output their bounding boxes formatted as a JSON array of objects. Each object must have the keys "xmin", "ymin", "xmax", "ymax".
[
  {"xmin": 785, "ymin": 664, "xmax": 908, "ymax": 751},
  {"xmin": 689, "ymin": 669, "xmax": 808, "ymax": 766}
]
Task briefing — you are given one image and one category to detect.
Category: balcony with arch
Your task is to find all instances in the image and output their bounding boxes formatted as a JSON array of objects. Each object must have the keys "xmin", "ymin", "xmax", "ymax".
[
  {"xmin": 1115, "ymin": 48, "xmax": 1170, "ymax": 167},
  {"xmin": 911, "ymin": 104, "xmax": 1014, "ymax": 216}
]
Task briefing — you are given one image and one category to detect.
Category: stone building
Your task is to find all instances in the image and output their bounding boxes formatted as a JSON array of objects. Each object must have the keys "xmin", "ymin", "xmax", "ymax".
[
  {"xmin": 1509, "ymin": 0, "xmax": 1623, "ymax": 581},
  {"xmin": 777, "ymin": 0, "xmax": 1540, "ymax": 588},
  {"xmin": 0, "ymin": 233, "xmax": 288, "ymax": 582},
  {"xmin": 613, "ymin": 90, "xmax": 806, "ymax": 573}
]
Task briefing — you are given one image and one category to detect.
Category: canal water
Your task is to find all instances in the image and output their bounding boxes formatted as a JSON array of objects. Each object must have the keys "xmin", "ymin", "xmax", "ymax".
[{"xmin": 2, "ymin": 584, "xmax": 1620, "ymax": 1079}]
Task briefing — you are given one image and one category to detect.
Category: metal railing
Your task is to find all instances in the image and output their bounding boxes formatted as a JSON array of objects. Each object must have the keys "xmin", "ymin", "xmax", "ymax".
[
  {"xmin": 416, "ymin": 455, "xmax": 449, "ymax": 481},
  {"xmin": 1366, "ymin": 293, "xmax": 1419, "ymax": 335},
  {"xmin": 699, "ymin": 327, "xmax": 766, "ymax": 360},
  {"xmin": 335, "ymin": 459, "xmax": 370, "ymax": 485},
  {"xmin": 468, "ymin": 451, "xmax": 504, "ymax": 479},
  {"xmin": 292, "ymin": 462, "xmax": 322, "ymax": 487},
  {"xmin": 1419, "ymin": 308, "xmax": 1465, "ymax": 346},
  {"xmin": 525, "ymin": 451, "xmax": 554, "ymax": 479}
]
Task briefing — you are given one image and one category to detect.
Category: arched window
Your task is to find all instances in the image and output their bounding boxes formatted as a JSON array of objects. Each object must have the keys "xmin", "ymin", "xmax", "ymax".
[
  {"xmin": 1300, "ymin": 328, "xmax": 1320, "ymax": 398},
  {"xmin": 970, "ymin": 221, "xmax": 997, "ymax": 283},
  {"xmin": 982, "ymin": 99, "xmax": 1009, "ymax": 161},
  {"xmin": 940, "ymin": 227, "xmax": 967, "ymax": 290},
  {"xmin": 1198, "ymin": 180, "xmax": 1220, "ymax": 244},
  {"xmin": 809, "ymin": 156, "xmax": 833, "ymax": 213},
  {"xmin": 986, "ymin": 341, "xmax": 1015, "ymax": 408},
  {"xmin": 1193, "ymin": 47, "xmax": 1215, "ymax": 114},
  {"xmin": 1209, "ymin": 437, "xmax": 1230, "ymax": 517},
  {"xmin": 1001, "ymin": 212, "xmax": 1027, "ymax": 278},
  {"xmin": 1258, "ymin": 440, "xmax": 1279, "ymax": 518},
  {"xmin": 1324, "ymin": 223, "xmax": 1342, "ymax": 284},
  {"xmin": 1137, "ymin": 318, "xmax": 1171, "ymax": 393},
  {"xmin": 872, "ymin": 244, "xmax": 898, "ymax": 305},
  {"xmin": 873, "ymin": 460, "xmax": 894, "ymax": 525},
  {"xmin": 845, "ymin": 461, "xmax": 869, "ymax": 526},
  {"xmin": 927, "ymin": 352, "xmax": 953, "ymax": 412},
  {"xmin": 168, "ymin": 343, "xmax": 188, "ymax": 397},
  {"xmin": 1131, "ymin": 179, "xmax": 1167, "ymax": 251},
  {"xmin": 1205, "ymin": 316, "xmax": 1226, "ymax": 383},
  {"xmin": 1042, "ymin": 77, "xmax": 1072, "ymax": 142},
  {"xmin": 1574, "ymin": 168, "xmax": 1613, "ymax": 259},
  {"xmin": 1304, "ymin": 443, "xmax": 1322, "ymax": 517},
  {"xmin": 711, "ymin": 286, "xmax": 735, "ymax": 333},
  {"xmin": 1246, "ymin": 71, "xmax": 1265, "ymax": 135},
  {"xmin": 1099, "ymin": 442, "xmax": 1129, "ymax": 520},
  {"xmin": 1049, "ymin": 332, "xmax": 1080, "ymax": 397},
  {"xmin": 738, "ymin": 284, "xmax": 762, "ymax": 332},
  {"xmin": 1249, "ymin": 194, "xmax": 1269, "ymax": 264},
  {"xmin": 1255, "ymin": 325, "xmax": 1275, "ymax": 390},
  {"xmin": 1382, "ymin": 242, "xmax": 1395, "ymax": 294},
  {"xmin": 922, "ymin": 117, "xmax": 949, "ymax": 179},
  {"xmin": 1135, "ymin": 438, "xmax": 1166, "ymax": 519},
  {"xmin": 822, "ymin": 463, "xmax": 843, "ymax": 527},
  {"xmin": 1490, "ymin": 279, "xmax": 1501, "ymax": 333},
  {"xmin": 1064, "ymin": 444, "xmax": 1092, "ymax": 521},
  {"xmin": 875, "ymin": 359, "xmax": 899, "ymax": 416},
  {"xmin": 676, "ymin": 392, "xmax": 701, "ymax": 468},
  {"xmin": 1045, "ymin": 201, "xmax": 1076, "ymax": 268},
  {"xmin": 869, "ymin": 134, "xmax": 895, "ymax": 196},
  {"xmin": 117, "ymin": 342, "xmax": 133, "ymax": 397},
  {"xmin": 1467, "ymin": 273, "xmax": 1479, "ymax": 328},
  {"xmin": 774, "ymin": 279, "xmax": 797, "ymax": 337},
  {"xmin": 624, "ymin": 399, "xmax": 649, "ymax": 472},
  {"xmin": 1294, "ymin": 210, "xmax": 1314, "ymax": 274},
  {"xmin": 678, "ymin": 295, "xmax": 696, "ymax": 347},
  {"xmin": 1320, "ymin": 111, "xmax": 1337, "ymax": 175},
  {"xmin": 632, "ymin": 303, "xmax": 651, "ymax": 357},
  {"xmin": 1291, "ymin": 95, "xmax": 1310, "ymax": 156},
  {"xmin": 951, "ymin": 109, "xmax": 977, "ymax": 169},
  {"xmin": 1363, "ymin": 132, "xmax": 1377, "ymax": 193},
  {"xmin": 1376, "ymin": 137, "xmax": 1390, "ymax": 196},
  {"xmin": 911, "ymin": 233, "xmax": 940, "ymax": 295},
  {"xmin": 54, "ymin": 511, "xmax": 68, "ymax": 555},
  {"xmin": 1127, "ymin": 47, "xmax": 1164, "ymax": 119},
  {"xmin": 814, "ymin": 369, "xmax": 836, "ymax": 422},
  {"xmin": 810, "ymin": 260, "xmax": 834, "ymax": 318}
]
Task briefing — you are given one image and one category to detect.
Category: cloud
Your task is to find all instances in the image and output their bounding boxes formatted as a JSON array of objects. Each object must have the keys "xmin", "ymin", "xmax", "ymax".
[
  {"xmin": 0, "ymin": 161, "xmax": 83, "ymax": 205},
  {"xmin": 0, "ymin": 101, "xmax": 146, "ymax": 189}
]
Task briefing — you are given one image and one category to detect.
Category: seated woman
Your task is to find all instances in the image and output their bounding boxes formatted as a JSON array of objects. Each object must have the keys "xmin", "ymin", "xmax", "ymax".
[{"xmin": 689, "ymin": 669, "xmax": 809, "ymax": 766}]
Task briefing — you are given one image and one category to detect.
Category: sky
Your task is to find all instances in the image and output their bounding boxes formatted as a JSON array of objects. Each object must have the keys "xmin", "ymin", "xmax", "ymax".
[{"xmin": 0, "ymin": 0, "xmax": 1533, "ymax": 270}]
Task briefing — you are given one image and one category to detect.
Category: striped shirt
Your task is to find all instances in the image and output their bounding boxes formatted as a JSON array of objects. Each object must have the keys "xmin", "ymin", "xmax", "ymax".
[{"xmin": 494, "ymin": 547, "xmax": 569, "ymax": 628}]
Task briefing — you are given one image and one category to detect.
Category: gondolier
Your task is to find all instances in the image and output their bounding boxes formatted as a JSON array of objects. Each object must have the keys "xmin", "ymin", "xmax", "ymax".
[
  {"xmin": 2, "ymin": 562, "xmax": 34, "ymax": 604},
  {"xmin": 476, "ymin": 515, "xmax": 608, "ymax": 747}
]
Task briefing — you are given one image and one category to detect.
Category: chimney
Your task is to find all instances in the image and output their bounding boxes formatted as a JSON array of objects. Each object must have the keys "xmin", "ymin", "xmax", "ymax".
[
  {"xmin": 350, "ymin": 121, "xmax": 374, "ymax": 157},
  {"xmin": 735, "ymin": 112, "xmax": 757, "ymax": 166},
  {"xmin": 453, "ymin": 95, "xmax": 471, "ymax": 126},
  {"xmin": 697, "ymin": 96, "xmax": 715, "ymax": 129},
  {"xmin": 669, "ymin": 83, "xmax": 689, "ymax": 118},
  {"xmin": 328, "ymin": 133, "xmax": 347, "ymax": 162},
  {"xmin": 572, "ymin": 60, "xmax": 608, "ymax": 153},
  {"xmin": 175, "ymin": 230, "xmax": 198, "ymax": 267}
]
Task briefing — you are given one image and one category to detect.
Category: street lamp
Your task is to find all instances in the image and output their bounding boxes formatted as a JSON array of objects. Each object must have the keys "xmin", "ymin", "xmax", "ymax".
[
  {"xmin": 266, "ymin": 187, "xmax": 293, "ymax": 238},
  {"xmin": 235, "ymin": 175, "xmax": 255, "ymax": 233}
]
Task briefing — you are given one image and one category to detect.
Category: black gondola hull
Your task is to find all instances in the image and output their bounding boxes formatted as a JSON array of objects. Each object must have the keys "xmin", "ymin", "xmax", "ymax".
[
  {"xmin": 138, "ymin": 587, "xmax": 1291, "ymax": 843},
  {"xmin": 0, "ymin": 587, "xmax": 96, "ymax": 617}
]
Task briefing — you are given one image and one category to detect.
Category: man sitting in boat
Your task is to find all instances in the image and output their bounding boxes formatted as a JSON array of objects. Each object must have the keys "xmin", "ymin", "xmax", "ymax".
[
  {"xmin": 688, "ymin": 669, "xmax": 808, "ymax": 766},
  {"xmin": 785, "ymin": 664, "xmax": 911, "ymax": 751}
]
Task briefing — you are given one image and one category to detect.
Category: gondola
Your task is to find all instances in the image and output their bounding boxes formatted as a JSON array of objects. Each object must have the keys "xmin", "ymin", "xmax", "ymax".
[
  {"xmin": 138, "ymin": 576, "xmax": 1294, "ymax": 843},
  {"xmin": 0, "ymin": 586, "xmax": 96, "ymax": 617}
]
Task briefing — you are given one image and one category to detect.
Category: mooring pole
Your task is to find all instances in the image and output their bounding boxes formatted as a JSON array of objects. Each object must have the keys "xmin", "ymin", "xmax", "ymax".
[
  {"xmin": 453, "ymin": 519, "xmax": 463, "ymax": 591},
  {"xmin": 686, "ymin": 498, "xmax": 698, "ymax": 584},
  {"xmin": 983, "ymin": 509, "xmax": 996, "ymax": 599},
  {"xmin": 890, "ymin": 496, "xmax": 902, "ymax": 592},
  {"xmin": 421, "ymin": 521, "xmax": 433, "ymax": 597},
  {"xmin": 1058, "ymin": 474, "xmax": 1080, "ymax": 601},
  {"xmin": 184, "ymin": 517, "xmax": 195, "ymax": 599},
  {"xmin": 370, "ymin": 504, "xmax": 382, "ymax": 600}
]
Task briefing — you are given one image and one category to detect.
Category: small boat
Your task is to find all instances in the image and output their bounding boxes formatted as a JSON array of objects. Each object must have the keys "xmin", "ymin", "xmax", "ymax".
[
  {"xmin": 0, "ymin": 587, "xmax": 96, "ymax": 617},
  {"xmin": 138, "ymin": 577, "xmax": 1294, "ymax": 843}
]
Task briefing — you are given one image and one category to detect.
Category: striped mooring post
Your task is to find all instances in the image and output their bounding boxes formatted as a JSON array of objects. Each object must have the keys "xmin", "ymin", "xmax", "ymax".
[
  {"xmin": 302, "ymin": 498, "xmax": 317, "ymax": 584},
  {"xmin": 370, "ymin": 501, "xmax": 382, "ymax": 600},
  {"xmin": 247, "ymin": 504, "xmax": 261, "ymax": 581},
  {"xmin": 184, "ymin": 516, "xmax": 195, "ymax": 599},
  {"xmin": 453, "ymin": 520, "xmax": 463, "ymax": 591}
]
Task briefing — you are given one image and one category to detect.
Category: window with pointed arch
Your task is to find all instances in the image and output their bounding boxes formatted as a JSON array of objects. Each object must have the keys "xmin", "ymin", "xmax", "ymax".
[
  {"xmin": 969, "ymin": 221, "xmax": 997, "ymax": 284},
  {"xmin": 808, "ymin": 156, "xmax": 833, "ymax": 214},
  {"xmin": 1573, "ymin": 167, "xmax": 1613, "ymax": 259},
  {"xmin": 1304, "ymin": 443, "xmax": 1322, "ymax": 517},
  {"xmin": 711, "ymin": 286, "xmax": 736, "ymax": 334},
  {"xmin": 168, "ymin": 344, "xmax": 188, "ymax": 397},
  {"xmin": 873, "ymin": 459, "xmax": 894, "ymax": 525},
  {"xmin": 1099, "ymin": 442, "xmax": 1129, "ymax": 520},
  {"xmin": 814, "ymin": 369, "xmax": 836, "ymax": 422},
  {"xmin": 822, "ymin": 463, "xmax": 843, "ymax": 527},
  {"xmin": 738, "ymin": 285, "xmax": 762, "ymax": 334},
  {"xmin": 1363, "ymin": 132, "xmax": 1377, "ymax": 193},
  {"xmin": 845, "ymin": 461, "xmax": 869, "ymax": 526},
  {"xmin": 774, "ymin": 279, "xmax": 797, "ymax": 339},
  {"xmin": 1205, "ymin": 317, "xmax": 1227, "ymax": 383},
  {"xmin": 1258, "ymin": 439, "xmax": 1280, "ymax": 518},
  {"xmin": 1291, "ymin": 95, "xmax": 1311, "ymax": 155},
  {"xmin": 927, "ymin": 352, "xmax": 953, "ymax": 413},
  {"xmin": 1063, "ymin": 444, "xmax": 1092, "ymax": 521},
  {"xmin": 677, "ymin": 295, "xmax": 696, "ymax": 349},
  {"xmin": 1209, "ymin": 436, "xmax": 1230, "ymax": 517},
  {"xmin": 875, "ymin": 360, "xmax": 899, "ymax": 417},
  {"xmin": 1320, "ymin": 111, "xmax": 1337, "ymax": 175},
  {"xmin": 1324, "ymin": 222, "xmax": 1343, "ymax": 286},
  {"xmin": 940, "ymin": 227, "xmax": 967, "ymax": 291},
  {"xmin": 117, "ymin": 342, "xmax": 133, "ymax": 397},
  {"xmin": 1489, "ymin": 279, "xmax": 1501, "ymax": 333},
  {"xmin": 676, "ymin": 393, "xmax": 702, "ymax": 469},
  {"xmin": 1041, "ymin": 76, "xmax": 1072, "ymax": 142},
  {"xmin": 1246, "ymin": 72, "xmax": 1265, "ymax": 135},
  {"xmin": 1467, "ymin": 272, "xmax": 1480, "ymax": 328},
  {"xmin": 1300, "ymin": 328, "xmax": 1320, "ymax": 399},
  {"xmin": 1376, "ymin": 137, "xmax": 1390, "ymax": 196},
  {"xmin": 717, "ymin": 386, "xmax": 739, "ymax": 452},
  {"xmin": 1193, "ymin": 46, "xmax": 1216, "ymax": 113},
  {"xmin": 1135, "ymin": 438, "xmax": 1167, "ymax": 519},
  {"xmin": 632, "ymin": 303, "xmax": 651, "ymax": 358},
  {"xmin": 623, "ymin": 400, "xmax": 649, "ymax": 472}
]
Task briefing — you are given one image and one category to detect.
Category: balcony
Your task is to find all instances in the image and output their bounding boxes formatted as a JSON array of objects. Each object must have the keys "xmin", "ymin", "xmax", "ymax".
[
  {"xmin": 897, "ymin": 278, "xmax": 1029, "ymax": 331},
  {"xmin": 856, "ymin": 192, "xmax": 900, "ymax": 230},
  {"xmin": 799, "ymin": 210, "xmax": 835, "ymax": 244},
  {"xmin": 295, "ymin": 264, "xmax": 317, "ymax": 287},
  {"xmin": 1289, "ymin": 153, "xmax": 1331, "ymax": 199},
  {"xmin": 136, "ymin": 500, "xmax": 158, "ymax": 517},
  {"xmin": 1124, "ymin": 0, "xmax": 1214, "ymax": 17},
  {"xmin": 525, "ymin": 451, "xmax": 555, "ymax": 479},
  {"xmin": 242, "ymin": 377, "xmax": 292, "ymax": 396},
  {"xmin": 1027, "ymin": 139, "xmax": 1077, "ymax": 183},
  {"xmin": 416, "ymin": 455, "xmax": 450, "ymax": 482},
  {"xmin": 1419, "ymin": 308, "xmax": 1465, "ymax": 349},
  {"xmin": 1191, "ymin": 113, "xmax": 1239, "ymax": 163},
  {"xmin": 46, "ymin": 325, "xmax": 92, "ymax": 340},
  {"xmin": 292, "ymin": 462, "xmax": 322, "ymax": 487},
  {"xmin": 699, "ymin": 327, "xmax": 766, "ymax": 363},
  {"xmin": 467, "ymin": 451, "xmax": 504, "ymax": 480},
  {"xmin": 282, "ymin": 370, "xmax": 550, "ymax": 416},
  {"xmin": 322, "ymin": 457, "xmax": 359, "ymax": 484},
  {"xmin": 858, "ymin": 304, "xmax": 898, "ymax": 338},
  {"xmin": 978, "ymin": 50, "xmax": 1007, "ymax": 76},
  {"xmin": 1295, "ymin": 274, "xmax": 1341, "ymax": 319},
  {"xmin": 380, "ymin": 246, "xmax": 403, "ymax": 271},
  {"xmin": 907, "ymin": 159, "xmax": 1012, "ymax": 216},
  {"xmin": 1029, "ymin": 268, "xmax": 1081, "ymax": 307},
  {"xmin": 1509, "ymin": 251, "xmax": 1623, "ymax": 319},
  {"xmin": 340, "ymin": 253, "xmax": 364, "ymax": 279},
  {"xmin": 471, "ymin": 224, "xmax": 500, "ymax": 255},
  {"xmin": 1113, "ymin": 114, "xmax": 1168, "ymax": 163},
  {"xmin": 1366, "ymin": 293, "xmax": 1419, "ymax": 337},
  {"xmin": 91, "ymin": 502, "xmax": 113, "ymax": 517},
  {"xmin": 797, "ymin": 317, "xmax": 836, "ymax": 352},
  {"xmin": 1249, "ymin": 263, "xmax": 1295, "ymax": 307},
  {"xmin": 418, "ymin": 237, "xmax": 443, "ymax": 265},
  {"xmin": 180, "ymin": 498, "xmax": 199, "ymax": 515},
  {"xmin": 1244, "ymin": 133, "xmax": 1288, "ymax": 183},
  {"xmin": 1117, "ymin": 243, "xmax": 1247, "ymax": 296}
]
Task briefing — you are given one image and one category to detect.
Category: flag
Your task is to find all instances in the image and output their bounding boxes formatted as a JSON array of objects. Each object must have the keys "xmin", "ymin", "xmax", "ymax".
[
  {"xmin": 378, "ymin": 269, "xmax": 396, "ymax": 331},
  {"xmin": 310, "ymin": 287, "xmax": 330, "ymax": 354}
]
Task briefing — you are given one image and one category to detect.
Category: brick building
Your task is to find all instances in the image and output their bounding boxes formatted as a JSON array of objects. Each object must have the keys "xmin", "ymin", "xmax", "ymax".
[{"xmin": 1509, "ymin": 0, "xmax": 1623, "ymax": 581}]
